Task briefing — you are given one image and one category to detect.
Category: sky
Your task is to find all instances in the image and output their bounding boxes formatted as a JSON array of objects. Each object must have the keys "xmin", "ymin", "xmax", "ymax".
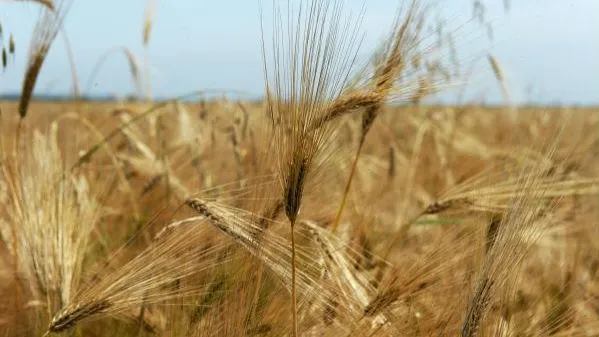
[{"xmin": 0, "ymin": 0, "xmax": 597, "ymax": 105}]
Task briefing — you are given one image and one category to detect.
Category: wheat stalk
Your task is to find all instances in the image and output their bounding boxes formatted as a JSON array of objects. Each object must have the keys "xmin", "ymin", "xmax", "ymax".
[
  {"xmin": 331, "ymin": 0, "xmax": 425, "ymax": 233},
  {"xmin": 261, "ymin": 1, "xmax": 366, "ymax": 334}
]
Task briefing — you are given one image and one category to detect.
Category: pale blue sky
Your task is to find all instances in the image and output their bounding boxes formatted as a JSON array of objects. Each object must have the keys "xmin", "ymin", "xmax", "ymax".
[{"xmin": 0, "ymin": 0, "xmax": 597, "ymax": 104}]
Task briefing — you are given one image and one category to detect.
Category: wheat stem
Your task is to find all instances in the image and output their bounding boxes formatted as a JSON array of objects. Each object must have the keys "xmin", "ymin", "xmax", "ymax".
[
  {"xmin": 291, "ymin": 219, "xmax": 298, "ymax": 337},
  {"xmin": 331, "ymin": 142, "xmax": 363, "ymax": 234}
]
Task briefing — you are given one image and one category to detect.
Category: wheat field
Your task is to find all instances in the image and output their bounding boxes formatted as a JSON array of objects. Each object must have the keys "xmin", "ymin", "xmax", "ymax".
[{"xmin": 1, "ymin": 0, "xmax": 599, "ymax": 336}]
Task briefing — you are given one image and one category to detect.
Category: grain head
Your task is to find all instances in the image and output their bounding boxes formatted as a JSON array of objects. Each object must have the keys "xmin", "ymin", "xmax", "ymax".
[
  {"xmin": 142, "ymin": 0, "xmax": 155, "ymax": 47},
  {"xmin": 1, "ymin": 47, "xmax": 6, "ymax": 70},
  {"xmin": 8, "ymin": 34, "xmax": 15, "ymax": 55},
  {"xmin": 19, "ymin": 0, "xmax": 72, "ymax": 118}
]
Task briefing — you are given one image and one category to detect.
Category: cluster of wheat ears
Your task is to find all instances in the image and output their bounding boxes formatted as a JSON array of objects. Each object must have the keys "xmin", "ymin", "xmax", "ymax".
[{"xmin": 1, "ymin": 0, "xmax": 599, "ymax": 336}]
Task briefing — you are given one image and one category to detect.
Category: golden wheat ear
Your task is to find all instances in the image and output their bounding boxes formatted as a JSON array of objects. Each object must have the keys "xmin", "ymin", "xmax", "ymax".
[
  {"xmin": 262, "ymin": 0, "xmax": 367, "ymax": 335},
  {"xmin": 45, "ymin": 216, "xmax": 230, "ymax": 333},
  {"xmin": 182, "ymin": 196, "xmax": 391, "ymax": 333},
  {"xmin": 326, "ymin": 0, "xmax": 440, "ymax": 234},
  {"xmin": 1, "ymin": 125, "xmax": 99, "ymax": 331},
  {"xmin": 19, "ymin": 0, "xmax": 72, "ymax": 118},
  {"xmin": 459, "ymin": 136, "xmax": 566, "ymax": 336}
]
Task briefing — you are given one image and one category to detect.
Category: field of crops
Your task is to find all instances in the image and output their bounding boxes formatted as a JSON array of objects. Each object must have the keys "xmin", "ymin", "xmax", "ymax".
[
  {"xmin": 2, "ymin": 0, "xmax": 599, "ymax": 336},
  {"xmin": 2, "ymin": 100, "xmax": 599, "ymax": 336}
]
